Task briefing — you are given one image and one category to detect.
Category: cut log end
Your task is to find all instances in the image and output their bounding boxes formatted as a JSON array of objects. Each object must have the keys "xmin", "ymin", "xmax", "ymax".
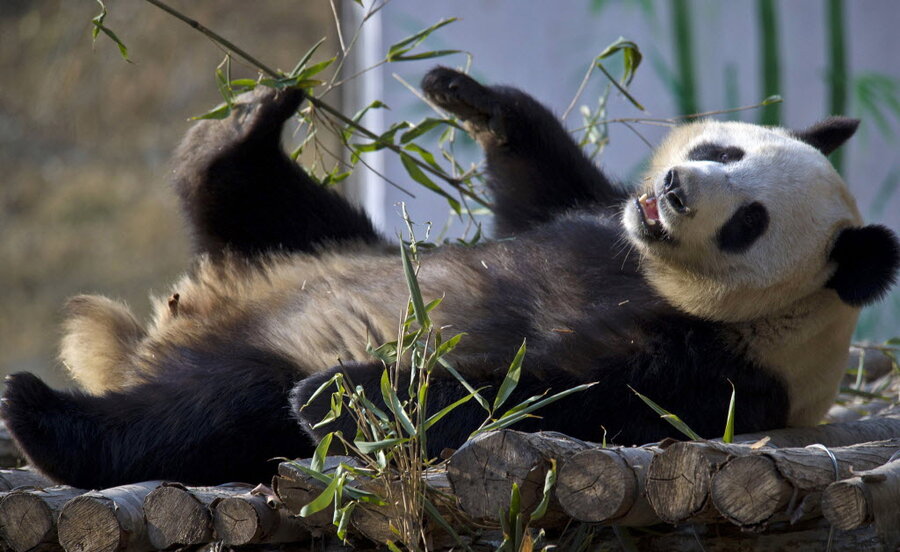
[
  {"xmin": 556, "ymin": 449, "xmax": 633, "ymax": 523},
  {"xmin": 58, "ymin": 497, "xmax": 123, "ymax": 552},
  {"xmin": 143, "ymin": 485, "xmax": 211, "ymax": 548},
  {"xmin": 822, "ymin": 481, "xmax": 871, "ymax": 530},
  {"xmin": 710, "ymin": 454, "xmax": 792, "ymax": 526},
  {"xmin": 213, "ymin": 497, "xmax": 262, "ymax": 545},
  {"xmin": 645, "ymin": 442, "xmax": 713, "ymax": 523},
  {"xmin": 0, "ymin": 493, "xmax": 53, "ymax": 552}
]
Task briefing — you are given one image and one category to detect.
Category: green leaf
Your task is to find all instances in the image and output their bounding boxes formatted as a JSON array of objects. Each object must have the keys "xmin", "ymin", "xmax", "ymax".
[
  {"xmin": 399, "ymin": 152, "xmax": 461, "ymax": 214},
  {"xmin": 529, "ymin": 459, "xmax": 557, "ymax": 522},
  {"xmin": 289, "ymin": 36, "xmax": 328, "ymax": 77},
  {"xmin": 400, "ymin": 241, "xmax": 429, "ymax": 328},
  {"xmin": 400, "ymin": 118, "xmax": 452, "ymax": 144},
  {"xmin": 493, "ymin": 340, "xmax": 527, "ymax": 412},
  {"xmin": 596, "ymin": 36, "xmax": 643, "ymax": 85},
  {"xmin": 437, "ymin": 358, "xmax": 491, "ymax": 413},
  {"xmin": 386, "ymin": 18, "xmax": 458, "ymax": 62},
  {"xmin": 424, "ymin": 389, "xmax": 483, "ymax": 430},
  {"xmin": 475, "ymin": 383, "xmax": 596, "ymax": 435},
  {"xmin": 190, "ymin": 102, "xmax": 232, "ymax": 121},
  {"xmin": 354, "ymin": 436, "xmax": 409, "ymax": 454},
  {"xmin": 334, "ymin": 502, "xmax": 355, "ymax": 540},
  {"xmin": 294, "ymin": 57, "xmax": 336, "ymax": 81},
  {"xmin": 310, "ymin": 433, "xmax": 333, "ymax": 472},
  {"xmin": 390, "ymin": 49, "xmax": 463, "ymax": 62},
  {"xmin": 91, "ymin": 0, "xmax": 132, "ymax": 63},
  {"xmin": 229, "ymin": 78, "xmax": 259, "ymax": 88},
  {"xmin": 299, "ymin": 471, "xmax": 340, "ymax": 517},
  {"xmin": 380, "ymin": 369, "xmax": 417, "ymax": 436},
  {"xmin": 723, "ymin": 381, "xmax": 736, "ymax": 444},
  {"xmin": 761, "ymin": 94, "xmax": 783, "ymax": 105},
  {"xmin": 300, "ymin": 373, "xmax": 344, "ymax": 410},
  {"xmin": 629, "ymin": 386, "xmax": 702, "ymax": 440}
]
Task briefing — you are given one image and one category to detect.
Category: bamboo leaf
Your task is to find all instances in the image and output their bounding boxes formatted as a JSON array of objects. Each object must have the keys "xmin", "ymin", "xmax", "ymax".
[
  {"xmin": 530, "ymin": 459, "xmax": 557, "ymax": 521},
  {"xmin": 386, "ymin": 18, "xmax": 458, "ymax": 62},
  {"xmin": 493, "ymin": 340, "xmax": 527, "ymax": 412},
  {"xmin": 400, "ymin": 118, "xmax": 452, "ymax": 144},
  {"xmin": 723, "ymin": 380, "xmax": 736, "ymax": 444},
  {"xmin": 289, "ymin": 36, "xmax": 327, "ymax": 77},
  {"xmin": 424, "ymin": 389, "xmax": 483, "ymax": 430},
  {"xmin": 400, "ymin": 152, "xmax": 461, "ymax": 214},
  {"xmin": 475, "ymin": 383, "xmax": 596, "ymax": 435},
  {"xmin": 400, "ymin": 241, "xmax": 429, "ymax": 328},
  {"xmin": 380, "ymin": 369, "xmax": 417, "ymax": 436},
  {"xmin": 299, "ymin": 472, "xmax": 340, "ymax": 517},
  {"xmin": 354, "ymin": 436, "xmax": 409, "ymax": 454},
  {"xmin": 310, "ymin": 433, "xmax": 333, "ymax": 472},
  {"xmin": 437, "ymin": 357, "xmax": 491, "ymax": 412},
  {"xmin": 390, "ymin": 49, "xmax": 463, "ymax": 62},
  {"xmin": 629, "ymin": 386, "xmax": 702, "ymax": 440},
  {"xmin": 91, "ymin": 0, "xmax": 131, "ymax": 63},
  {"xmin": 190, "ymin": 102, "xmax": 231, "ymax": 121}
]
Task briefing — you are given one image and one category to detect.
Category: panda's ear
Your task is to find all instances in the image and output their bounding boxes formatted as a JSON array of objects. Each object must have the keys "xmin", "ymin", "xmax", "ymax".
[
  {"xmin": 826, "ymin": 225, "xmax": 900, "ymax": 306},
  {"xmin": 792, "ymin": 117, "xmax": 860, "ymax": 156}
]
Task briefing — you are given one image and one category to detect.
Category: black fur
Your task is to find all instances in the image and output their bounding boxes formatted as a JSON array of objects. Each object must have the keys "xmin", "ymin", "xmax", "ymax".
[
  {"xmin": 173, "ymin": 87, "xmax": 382, "ymax": 257},
  {"xmin": 2, "ymin": 342, "xmax": 310, "ymax": 489},
  {"xmin": 687, "ymin": 143, "xmax": 745, "ymax": 164},
  {"xmin": 716, "ymin": 202, "xmax": 770, "ymax": 253},
  {"xmin": 826, "ymin": 224, "xmax": 900, "ymax": 306},
  {"xmin": 792, "ymin": 116, "xmax": 860, "ymax": 157},
  {"xmin": 421, "ymin": 67, "xmax": 627, "ymax": 237},
  {"xmin": 4, "ymin": 68, "xmax": 882, "ymax": 488}
]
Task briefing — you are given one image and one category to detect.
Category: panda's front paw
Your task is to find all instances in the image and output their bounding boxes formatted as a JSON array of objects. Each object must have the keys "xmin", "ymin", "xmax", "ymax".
[{"xmin": 231, "ymin": 86, "xmax": 307, "ymax": 139}]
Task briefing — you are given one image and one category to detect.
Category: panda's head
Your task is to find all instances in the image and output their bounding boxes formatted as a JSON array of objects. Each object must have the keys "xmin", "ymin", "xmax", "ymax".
[{"xmin": 622, "ymin": 117, "xmax": 900, "ymax": 321}]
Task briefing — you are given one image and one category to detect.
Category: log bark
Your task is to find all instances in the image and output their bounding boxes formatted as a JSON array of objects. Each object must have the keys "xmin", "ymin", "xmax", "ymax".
[
  {"xmin": 57, "ymin": 481, "xmax": 161, "ymax": 552},
  {"xmin": 644, "ymin": 441, "xmax": 751, "ymax": 524},
  {"xmin": 273, "ymin": 456, "xmax": 360, "ymax": 533},
  {"xmin": 212, "ymin": 490, "xmax": 309, "ymax": 545},
  {"xmin": 446, "ymin": 430, "xmax": 590, "ymax": 522},
  {"xmin": 556, "ymin": 446, "xmax": 660, "ymax": 526},
  {"xmin": 822, "ymin": 458, "xmax": 900, "ymax": 549},
  {"xmin": 0, "ymin": 486, "xmax": 84, "ymax": 552},
  {"xmin": 731, "ymin": 415, "xmax": 900, "ymax": 448},
  {"xmin": 711, "ymin": 439, "xmax": 900, "ymax": 527},
  {"xmin": 0, "ymin": 468, "xmax": 53, "ymax": 491},
  {"xmin": 143, "ymin": 483, "xmax": 251, "ymax": 549}
]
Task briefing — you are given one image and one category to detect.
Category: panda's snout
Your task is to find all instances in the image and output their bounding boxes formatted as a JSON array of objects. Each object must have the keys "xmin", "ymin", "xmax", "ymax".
[{"xmin": 663, "ymin": 169, "xmax": 691, "ymax": 215}]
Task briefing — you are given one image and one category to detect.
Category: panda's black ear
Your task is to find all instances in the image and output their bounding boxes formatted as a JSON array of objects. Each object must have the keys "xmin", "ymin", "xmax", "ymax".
[
  {"xmin": 793, "ymin": 117, "xmax": 860, "ymax": 156},
  {"xmin": 826, "ymin": 225, "xmax": 900, "ymax": 306}
]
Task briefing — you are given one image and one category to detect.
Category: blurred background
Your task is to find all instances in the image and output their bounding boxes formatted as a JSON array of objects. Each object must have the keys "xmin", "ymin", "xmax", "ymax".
[{"xmin": 1, "ymin": 0, "xmax": 898, "ymax": 388}]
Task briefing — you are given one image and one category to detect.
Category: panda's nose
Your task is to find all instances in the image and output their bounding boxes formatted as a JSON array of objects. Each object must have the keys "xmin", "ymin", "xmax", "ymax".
[{"xmin": 663, "ymin": 169, "xmax": 691, "ymax": 215}]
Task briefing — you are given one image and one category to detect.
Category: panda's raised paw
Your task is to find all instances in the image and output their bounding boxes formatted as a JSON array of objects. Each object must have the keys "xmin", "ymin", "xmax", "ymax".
[{"xmin": 421, "ymin": 67, "xmax": 507, "ymax": 142}]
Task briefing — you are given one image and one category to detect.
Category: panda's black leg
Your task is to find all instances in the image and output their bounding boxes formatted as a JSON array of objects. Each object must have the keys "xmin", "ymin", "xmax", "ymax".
[
  {"xmin": 1, "ymin": 347, "xmax": 313, "ymax": 488},
  {"xmin": 421, "ymin": 67, "xmax": 626, "ymax": 236},
  {"xmin": 173, "ymin": 87, "xmax": 382, "ymax": 258}
]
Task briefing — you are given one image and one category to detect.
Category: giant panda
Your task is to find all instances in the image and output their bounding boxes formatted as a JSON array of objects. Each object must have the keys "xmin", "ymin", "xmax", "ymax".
[{"xmin": 2, "ymin": 67, "xmax": 898, "ymax": 489}]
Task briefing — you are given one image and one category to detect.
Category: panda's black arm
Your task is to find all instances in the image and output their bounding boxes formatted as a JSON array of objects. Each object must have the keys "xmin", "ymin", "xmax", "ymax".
[
  {"xmin": 422, "ymin": 67, "xmax": 627, "ymax": 237},
  {"xmin": 172, "ymin": 87, "xmax": 382, "ymax": 258}
]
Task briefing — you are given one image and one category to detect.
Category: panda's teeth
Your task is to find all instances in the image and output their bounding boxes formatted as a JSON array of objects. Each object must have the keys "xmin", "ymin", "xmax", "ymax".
[{"xmin": 638, "ymin": 193, "xmax": 648, "ymax": 202}]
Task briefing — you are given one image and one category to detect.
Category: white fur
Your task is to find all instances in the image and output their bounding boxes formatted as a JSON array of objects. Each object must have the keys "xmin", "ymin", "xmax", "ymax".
[{"xmin": 622, "ymin": 120, "xmax": 863, "ymax": 425}]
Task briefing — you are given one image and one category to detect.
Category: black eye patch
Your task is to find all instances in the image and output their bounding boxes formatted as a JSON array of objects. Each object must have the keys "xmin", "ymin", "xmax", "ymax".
[
  {"xmin": 688, "ymin": 143, "xmax": 745, "ymax": 164},
  {"xmin": 717, "ymin": 202, "xmax": 769, "ymax": 253}
]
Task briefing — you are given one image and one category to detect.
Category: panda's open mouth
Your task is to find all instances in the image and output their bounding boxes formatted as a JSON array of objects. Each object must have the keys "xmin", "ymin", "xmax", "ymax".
[{"xmin": 635, "ymin": 194, "xmax": 670, "ymax": 241}]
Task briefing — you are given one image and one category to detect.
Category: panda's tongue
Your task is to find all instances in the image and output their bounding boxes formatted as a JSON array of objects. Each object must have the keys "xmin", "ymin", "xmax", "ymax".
[{"xmin": 639, "ymin": 194, "xmax": 660, "ymax": 223}]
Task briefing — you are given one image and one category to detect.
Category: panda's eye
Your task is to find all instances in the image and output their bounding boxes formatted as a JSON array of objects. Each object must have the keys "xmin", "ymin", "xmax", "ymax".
[
  {"xmin": 688, "ymin": 143, "xmax": 745, "ymax": 164},
  {"xmin": 717, "ymin": 202, "xmax": 769, "ymax": 253}
]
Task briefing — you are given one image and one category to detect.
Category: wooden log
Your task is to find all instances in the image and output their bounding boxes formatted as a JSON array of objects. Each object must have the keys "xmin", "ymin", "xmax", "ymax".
[
  {"xmin": 731, "ymin": 415, "xmax": 900, "ymax": 448},
  {"xmin": 446, "ymin": 430, "xmax": 590, "ymax": 522},
  {"xmin": 143, "ymin": 482, "xmax": 252, "ymax": 549},
  {"xmin": 711, "ymin": 439, "xmax": 900, "ymax": 527},
  {"xmin": 556, "ymin": 446, "xmax": 660, "ymax": 526},
  {"xmin": 0, "ymin": 468, "xmax": 53, "ymax": 491},
  {"xmin": 350, "ymin": 469, "xmax": 455, "ymax": 545},
  {"xmin": 823, "ymin": 458, "xmax": 900, "ymax": 549},
  {"xmin": 0, "ymin": 486, "xmax": 84, "ymax": 552},
  {"xmin": 644, "ymin": 441, "xmax": 751, "ymax": 524},
  {"xmin": 57, "ymin": 481, "xmax": 161, "ymax": 552},
  {"xmin": 212, "ymin": 490, "xmax": 309, "ymax": 545},
  {"xmin": 273, "ymin": 456, "xmax": 360, "ymax": 533}
]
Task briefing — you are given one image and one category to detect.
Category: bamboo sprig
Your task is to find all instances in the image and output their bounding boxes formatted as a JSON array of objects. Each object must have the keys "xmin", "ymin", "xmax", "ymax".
[{"xmin": 143, "ymin": 0, "xmax": 490, "ymax": 209}]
